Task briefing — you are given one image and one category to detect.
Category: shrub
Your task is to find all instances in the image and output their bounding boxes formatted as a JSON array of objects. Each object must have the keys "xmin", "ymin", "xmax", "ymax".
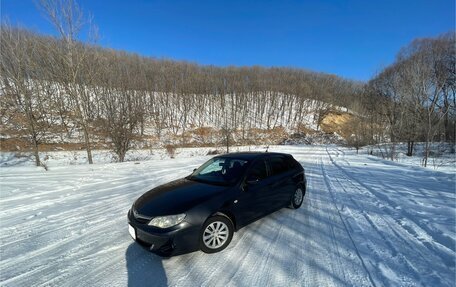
[
  {"xmin": 165, "ymin": 145, "xmax": 176, "ymax": 158},
  {"xmin": 207, "ymin": 149, "xmax": 220, "ymax": 155}
]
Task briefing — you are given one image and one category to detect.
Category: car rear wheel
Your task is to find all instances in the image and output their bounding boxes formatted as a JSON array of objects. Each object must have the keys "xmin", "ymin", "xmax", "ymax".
[
  {"xmin": 290, "ymin": 186, "xmax": 304, "ymax": 209},
  {"xmin": 200, "ymin": 215, "xmax": 234, "ymax": 253}
]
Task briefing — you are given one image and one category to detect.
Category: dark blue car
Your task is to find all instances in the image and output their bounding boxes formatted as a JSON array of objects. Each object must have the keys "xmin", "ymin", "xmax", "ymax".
[{"xmin": 128, "ymin": 152, "xmax": 306, "ymax": 256}]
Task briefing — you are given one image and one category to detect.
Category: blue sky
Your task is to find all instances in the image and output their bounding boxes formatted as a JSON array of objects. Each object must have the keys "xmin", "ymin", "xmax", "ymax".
[{"xmin": 1, "ymin": 0, "xmax": 454, "ymax": 81}]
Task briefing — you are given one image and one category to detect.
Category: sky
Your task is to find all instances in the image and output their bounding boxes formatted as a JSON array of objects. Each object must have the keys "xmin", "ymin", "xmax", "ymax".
[{"xmin": 1, "ymin": 0, "xmax": 454, "ymax": 81}]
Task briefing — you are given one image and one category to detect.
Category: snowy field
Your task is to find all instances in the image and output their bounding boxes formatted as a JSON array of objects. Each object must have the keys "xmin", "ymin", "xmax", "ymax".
[
  {"xmin": 0, "ymin": 145, "xmax": 455, "ymax": 286},
  {"xmin": 360, "ymin": 143, "xmax": 456, "ymax": 173}
]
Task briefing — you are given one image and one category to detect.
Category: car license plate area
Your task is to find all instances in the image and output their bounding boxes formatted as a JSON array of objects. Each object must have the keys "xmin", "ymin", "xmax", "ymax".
[{"xmin": 128, "ymin": 224, "xmax": 136, "ymax": 240}]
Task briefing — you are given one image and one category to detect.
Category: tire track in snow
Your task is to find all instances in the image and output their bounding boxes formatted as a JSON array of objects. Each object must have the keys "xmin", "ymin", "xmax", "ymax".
[
  {"xmin": 294, "ymin": 155, "xmax": 371, "ymax": 286},
  {"xmin": 319, "ymin": 155, "xmax": 378, "ymax": 287},
  {"xmin": 0, "ymin": 165, "xmax": 194, "ymax": 249},
  {"xmin": 325, "ymin": 148, "xmax": 424, "ymax": 286},
  {"xmin": 329, "ymin": 147, "xmax": 455, "ymax": 259},
  {"xmin": 0, "ymin": 162, "xmax": 199, "ymax": 286},
  {"xmin": 0, "ymin": 165, "xmax": 193, "ymax": 207},
  {"xmin": 325, "ymin": 147, "xmax": 454, "ymax": 286}
]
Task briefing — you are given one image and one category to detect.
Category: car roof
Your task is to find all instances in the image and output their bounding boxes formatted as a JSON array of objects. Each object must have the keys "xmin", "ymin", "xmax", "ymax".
[{"xmin": 216, "ymin": 151, "xmax": 291, "ymax": 160}]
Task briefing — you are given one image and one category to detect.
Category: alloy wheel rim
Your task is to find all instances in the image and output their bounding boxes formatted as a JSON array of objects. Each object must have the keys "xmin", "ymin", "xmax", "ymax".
[
  {"xmin": 294, "ymin": 188, "xmax": 303, "ymax": 205},
  {"xmin": 203, "ymin": 221, "xmax": 229, "ymax": 249}
]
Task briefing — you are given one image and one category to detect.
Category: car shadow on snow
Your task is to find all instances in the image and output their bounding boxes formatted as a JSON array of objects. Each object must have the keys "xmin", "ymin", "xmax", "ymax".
[{"xmin": 126, "ymin": 243, "xmax": 168, "ymax": 287}]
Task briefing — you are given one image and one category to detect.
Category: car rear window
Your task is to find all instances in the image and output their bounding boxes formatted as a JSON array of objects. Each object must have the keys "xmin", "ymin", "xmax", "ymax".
[
  {"xmin": 284, "ymin": 156, "xmax": 300, "ymax": 170},
  {"xmin": 268, "ymin": 157, "xmax": 290, "ymax": 176}
]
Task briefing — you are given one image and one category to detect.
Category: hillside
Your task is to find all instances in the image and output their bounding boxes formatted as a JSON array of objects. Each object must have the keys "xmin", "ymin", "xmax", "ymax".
[
  {"xmin": 0, "ymin": 86, "xmax": 356, "ymax": 152},
  {"xmin": 2, "ymin": 26, "xmax": 453, "ymax": 168},
  {"xmin": 1, "ymin": 26, "xmax": 364, "ymax": 163}
]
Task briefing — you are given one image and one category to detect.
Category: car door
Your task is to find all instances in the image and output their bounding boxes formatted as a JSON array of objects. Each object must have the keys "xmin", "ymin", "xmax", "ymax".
[
  {"xmin": 266, "ymin": 156, "xmax": 295, "ymax": 209},
  {"xmin": 234, "ymin": 159, "xmax": 272, "ymax": 227}
]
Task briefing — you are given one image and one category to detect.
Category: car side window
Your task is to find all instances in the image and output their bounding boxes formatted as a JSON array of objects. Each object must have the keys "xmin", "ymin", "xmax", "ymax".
[
  {"xmin": 268, "ymin": 157, "xmax": 289, "ymax": 176},
  {"xmin": 247, "ymin": 160, "xmax": 268, "ymax": 181}
]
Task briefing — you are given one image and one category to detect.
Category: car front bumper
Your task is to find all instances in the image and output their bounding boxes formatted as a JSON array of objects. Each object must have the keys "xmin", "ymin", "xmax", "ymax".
[{"xmin": 127, "ymin": 209, "xmax": 201, "ymax": 256}]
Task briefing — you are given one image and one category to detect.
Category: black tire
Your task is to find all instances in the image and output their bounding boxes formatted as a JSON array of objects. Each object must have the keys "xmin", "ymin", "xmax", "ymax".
[
  {"xmin": 200, "ymin": 215, "xmax": 234, "ymax": 253},
  {"xmin": 290, "ymin": 185, "xmax": 305, "ymax": 209}
]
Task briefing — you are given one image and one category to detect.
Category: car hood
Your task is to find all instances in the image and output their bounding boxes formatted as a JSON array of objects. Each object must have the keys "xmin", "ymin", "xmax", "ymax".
[{"xmin": 133, "ymin": 178, "xmax": 228, "ymax": 216}]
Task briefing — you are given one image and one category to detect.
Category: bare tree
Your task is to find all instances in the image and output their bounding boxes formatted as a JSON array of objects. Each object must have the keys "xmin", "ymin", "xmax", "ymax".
[
  {"xmin": 397, "ymin": 35, "xmax": 454, "ymax": 166},
  {"xmin": 101, "ymin": 90, "xmax": 141, "ymax": 162},
  {"xmin": 0, "ymin": 26, "xmax": 53, "ymax": 166},
  {"xmin": 37, "ymin": 0, "xmax": 98, "ymax": 164}
]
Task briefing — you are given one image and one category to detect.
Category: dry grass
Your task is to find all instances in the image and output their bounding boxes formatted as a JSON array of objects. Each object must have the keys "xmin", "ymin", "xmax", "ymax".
[
  {"xmin": 1, "ymin": 116, "xmax": 358, "ymax": 152},
  {"xmin": 295, "ymin": 123, "xmax": 317, "ymax": 135}
]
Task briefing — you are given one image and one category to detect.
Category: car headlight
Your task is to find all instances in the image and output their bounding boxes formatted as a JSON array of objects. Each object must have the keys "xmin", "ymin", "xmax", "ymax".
[{"xmin": 148, "ymin": 214, "xmax": 186, "ymax": 228}]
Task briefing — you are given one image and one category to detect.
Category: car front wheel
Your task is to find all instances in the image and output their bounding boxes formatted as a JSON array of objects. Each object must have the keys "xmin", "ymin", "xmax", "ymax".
[
  {"xmin": 200, "ymin": 215, "xmax": 234, "ymax": 253},
  {"xmin": 290, "ymin": 186, "xmax": 305, "ymax": 209}
]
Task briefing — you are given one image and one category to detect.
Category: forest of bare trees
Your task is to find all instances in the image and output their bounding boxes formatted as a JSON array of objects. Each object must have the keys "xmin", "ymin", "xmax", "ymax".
[
  {"xmin": 365, "ymin": 32, "xmax": 455, "ymax": 166},
  {"xmin": 0, "ymin": 0, "xmax": 454, "ymax": 167}
]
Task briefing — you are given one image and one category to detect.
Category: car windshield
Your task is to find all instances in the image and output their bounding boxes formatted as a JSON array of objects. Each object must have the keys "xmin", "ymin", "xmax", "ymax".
[{"xmin": 188, "ymin": 157, "xmax": 249, "ymax": 185}]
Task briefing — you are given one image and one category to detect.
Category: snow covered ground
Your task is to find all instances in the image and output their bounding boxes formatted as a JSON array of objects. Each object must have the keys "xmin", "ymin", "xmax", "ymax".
[
  {"xmin": 0, "ymin": 145, "xmax": 455, "ymax": 286},
  {"xmin": 0, "ymin": 146, "xmax": 266, "ymax": 168},
  {"xmin": 361, "ymin": 143, "xmax": 456, "ymax": 173}
]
